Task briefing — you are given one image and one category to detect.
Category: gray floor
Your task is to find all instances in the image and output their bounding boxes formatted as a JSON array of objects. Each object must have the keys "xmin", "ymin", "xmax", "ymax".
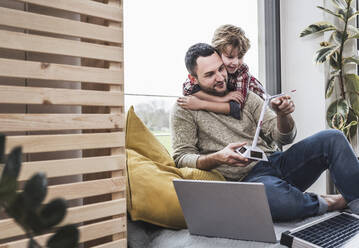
[{"xmin": 128, "ymin": 212, "xmax": 337, "ymax": 248}]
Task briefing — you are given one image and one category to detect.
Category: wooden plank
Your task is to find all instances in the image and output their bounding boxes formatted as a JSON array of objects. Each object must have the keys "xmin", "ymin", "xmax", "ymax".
[
  {"xmin": 45, "ymin": 177, "xmax": 126, "ymax": 202},
  {"xmin": 14, "ymin": 0, "xmax": 123, "ymax": 22},
  {"xmin": 0, "ymin": 199, "xmax": 126, "ymax": 240},
  {"xmin": 92, "ymin": 240, "xmax": 126, "ymax": 248},
  {"xmin": 5, "ymin": 132, "xmax": 125, "ymax": 154},
  {"xmin": 0, "ymin": 218, "xmax": 126, "ymax": 248},
  {"xmin": 107, "ymin": 0, "xmax": 126, "ymax": 243},
  {"xmin": 0, "ymin": 30, "xmax": 123, "ymax": 62},
  {"xmin": 0, "ymin": 7, "xmax": 123, "ymax": 43},
  {"xmin": 19, "ymin": 155, "xmax": 125, "ymax": 181},
  {"xmin": 0, "ymin": 85, "xmax": 123, "ymax": 107},
  {"xmin": 0, "ymin": 58, "xmax": 123, "ymax": 85},
  {"xmin": 0, "ymin": 114, "xmax": 125, "ymax": 132}
]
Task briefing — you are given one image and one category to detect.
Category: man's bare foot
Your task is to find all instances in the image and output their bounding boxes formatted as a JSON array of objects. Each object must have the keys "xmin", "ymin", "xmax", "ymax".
[{"xmin": 321, "ymin": 194, "xmax": 347, "ymax": 212}]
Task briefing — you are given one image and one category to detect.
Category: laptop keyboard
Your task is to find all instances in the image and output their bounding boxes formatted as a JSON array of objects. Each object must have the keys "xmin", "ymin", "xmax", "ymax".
[{"xmin": 291, "ymin": 213, "xmax": 359, "ymax": 248}]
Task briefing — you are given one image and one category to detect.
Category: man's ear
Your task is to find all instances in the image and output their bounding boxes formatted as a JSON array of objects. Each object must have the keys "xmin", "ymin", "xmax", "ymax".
[{"xmin": 188, "ymin": 74, "xmax": 198, "ymax": 84}]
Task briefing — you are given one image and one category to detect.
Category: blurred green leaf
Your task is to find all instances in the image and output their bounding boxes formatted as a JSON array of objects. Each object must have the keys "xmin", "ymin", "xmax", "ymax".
[
  {"xmin": 339, "ymin": 7, "xmax": 356, "ymax": 20},
  {"xmin": 6, "ymin": 193, "xmax": 28, "ymax": 230},
  {"xmin": 23, "ymin": 173, "xmax": 47, "ymax": 210},
  {"xmin": 326, "ymin": 75, "xmax": 336, "ymax": 98},
  {"xmin": 331, "ymin": 0, "xmax": 347, "ymax": 9},
  {"xmin": 343, "ymin": 109, "xmax": 358, "ymax": 138},
  {"xmin": 329, "ymin": 51, "xmax": 340, "ymax": 69},
  {"xmin": 333, "ymin": 31, "xmax": 348, "ymax": 44},
  {"xmin": 300, "ymin": 22, "xmax": 336, "ymax": 37},
  {"xmin": 327, "ymin": 99, "xmax": 349, "ymax": 128},
  {"xmin": 0, "ymin": 147, "xmax": 22, "ymax": 203},
  {"xmin": 315, "ymin": 45, "xmax": 338, "ymax": 63},
  {"xmin": 47, "ymin": 225, "xmax": 79, "ymax": 248},
  {"xmin": 0, "ymin": 134, "xmax": 4, "ymax": 163},
  {"xmin": 317, "ymin": 6, "xmax": 345, "ymax": 20},
  {"xmin": 344, "ymin": 74, "xmax": 359, "ymax": 116},
  {"xmin": 40, "ymin": 198, "xmax": 67, "ymax": 229},
  {"xmin": 343, "ymin": 55, "xmax": 359, "ymax": 65}
]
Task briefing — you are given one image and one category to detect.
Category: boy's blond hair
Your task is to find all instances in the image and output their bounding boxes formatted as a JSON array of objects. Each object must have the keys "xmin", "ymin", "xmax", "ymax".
[{"xmin": 212, "ymin": 24, "xmax": 250, "ymax": 59}]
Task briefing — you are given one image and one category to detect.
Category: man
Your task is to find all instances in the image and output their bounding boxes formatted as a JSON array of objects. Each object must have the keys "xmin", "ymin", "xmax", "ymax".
[{"xmin": 171, "ymin": 43, "xmax": 359, "ymax": 221}]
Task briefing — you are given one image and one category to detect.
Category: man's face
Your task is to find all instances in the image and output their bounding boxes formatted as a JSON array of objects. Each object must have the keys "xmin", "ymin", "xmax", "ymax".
[{"xmin": 193, "ymin": 53, "xmax": 228, "ymax": 96}]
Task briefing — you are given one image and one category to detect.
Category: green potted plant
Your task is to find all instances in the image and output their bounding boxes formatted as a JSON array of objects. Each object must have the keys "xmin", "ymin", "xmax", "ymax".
[
  {"xmin": 300, "ymin": 0, "xmax": 359, "ymax": 143},
  {"xmin": 0, "ymin": 134, "xmax": 79, "ymax": 248}
]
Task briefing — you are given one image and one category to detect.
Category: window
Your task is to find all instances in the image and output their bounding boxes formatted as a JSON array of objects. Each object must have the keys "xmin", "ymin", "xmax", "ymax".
[{"xmin": 124, "ymin": 0, "xmax": 259, "ymax": 152}]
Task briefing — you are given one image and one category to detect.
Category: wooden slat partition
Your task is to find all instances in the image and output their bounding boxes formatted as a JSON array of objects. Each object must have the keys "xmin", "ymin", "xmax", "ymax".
[
  {"xmin": 0, "ymin": 6, "xmax": 123, "ymax": 43},
  {"xmin": 0, "ymin": 114, "xmax": 125, "ymax": 132},
  {"xmin": 0, "ymin": 58, "xmax": 124, "ymax": 84},
  {"xmin": 0, "ymin": 30, "xmax": 123, "ymax": 61},
  {"xmin": 0, "ymin": 86, "xmax": 124, "ymax": 106},
  {"xmin": 0, "ymin": 0, "xmax": 126, "ymax": 246},
  {"xmin": 14, "ymin": 0, "xmax": 123, "ymax": 22},
  {"xmin": 0, "ymin": 198, "xmax": 126, "ymax": 239}
]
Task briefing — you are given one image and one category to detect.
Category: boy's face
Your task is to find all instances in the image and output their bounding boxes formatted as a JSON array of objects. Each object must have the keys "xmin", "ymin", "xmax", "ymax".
[
  {"xmin": 221, "ymin": 45, "xmax": 244, "ymax": 74},
  {"xmin": 193, "ymin": 52, "xmax": 228, "ymax": 96}
]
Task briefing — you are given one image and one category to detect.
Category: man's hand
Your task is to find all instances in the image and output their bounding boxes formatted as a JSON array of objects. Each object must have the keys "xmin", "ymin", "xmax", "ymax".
[
  {"xmin": 197, "ymin": 142, "xmax": 252, "ymax": 170},
  {"xmin": 177, "ymin": 96, "xmax": 204, "ymax": 110},
  {"xmin": 270, "ymin": 95, "xmax": 295, "ymax": 116},
  {"xmin": 222, "ymin": 91, "xmax": 245, "ymax": 103},
  {"xmin": 213, "ymin": 142, "xmax": 251, "ymax": 167}
]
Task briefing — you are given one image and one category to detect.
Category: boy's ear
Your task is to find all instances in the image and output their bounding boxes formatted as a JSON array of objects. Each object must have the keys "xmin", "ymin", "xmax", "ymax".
[{"xmin": 188, "ymin": 74, "xmax": 198, "ymax": 84}]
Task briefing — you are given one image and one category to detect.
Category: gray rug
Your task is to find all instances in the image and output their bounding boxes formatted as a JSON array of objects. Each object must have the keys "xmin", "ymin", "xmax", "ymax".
[{"xmin": 128, "ymin": 212, "xmax": 337, "ymax": 248}]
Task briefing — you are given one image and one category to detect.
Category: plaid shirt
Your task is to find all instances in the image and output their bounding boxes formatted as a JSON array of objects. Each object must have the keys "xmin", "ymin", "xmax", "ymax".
[{"xmin": 183, "ymin": 63, "xmax": 265, "ymax": 107}]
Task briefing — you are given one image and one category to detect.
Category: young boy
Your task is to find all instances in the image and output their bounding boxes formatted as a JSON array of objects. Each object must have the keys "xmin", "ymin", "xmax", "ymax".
[{"xmin": 177, "ymin": 24, "xmax": 265, "ymax": 119}]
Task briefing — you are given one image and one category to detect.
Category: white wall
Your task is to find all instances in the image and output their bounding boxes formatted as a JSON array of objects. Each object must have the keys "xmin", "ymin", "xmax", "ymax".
[{"xmin": 280, "ymin": 0, "xmax": 327, "ymax": 194}]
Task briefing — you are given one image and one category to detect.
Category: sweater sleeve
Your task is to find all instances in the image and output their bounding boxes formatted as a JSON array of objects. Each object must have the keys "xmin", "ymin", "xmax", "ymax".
[{"xmin": 170, "ymin": 104, "xmax": 200, "ymax": 168}]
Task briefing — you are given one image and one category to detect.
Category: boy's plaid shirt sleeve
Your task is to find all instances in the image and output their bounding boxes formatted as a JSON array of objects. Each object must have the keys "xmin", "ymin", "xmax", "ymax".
[{"xmin": 183, "ymin": 78, "xmax": 201, "ymax": 96}]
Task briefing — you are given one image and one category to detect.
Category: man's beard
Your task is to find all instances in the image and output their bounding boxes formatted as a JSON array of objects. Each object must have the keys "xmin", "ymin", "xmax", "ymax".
[{"xmin": 199, "ymin": 80, "xmax": 228, "ymax": 96}]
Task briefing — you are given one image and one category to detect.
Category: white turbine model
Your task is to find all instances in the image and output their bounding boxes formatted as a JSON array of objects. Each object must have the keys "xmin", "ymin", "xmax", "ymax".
[{"xmin": 235, "ymin": 87, "xmax": 296, "ymax": 162}]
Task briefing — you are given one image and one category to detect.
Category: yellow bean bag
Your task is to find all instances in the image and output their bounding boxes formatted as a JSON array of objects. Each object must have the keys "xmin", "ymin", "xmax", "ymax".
[{"xmin": 126, "ymin": 106, "xmax": 225, "ymax": 229}]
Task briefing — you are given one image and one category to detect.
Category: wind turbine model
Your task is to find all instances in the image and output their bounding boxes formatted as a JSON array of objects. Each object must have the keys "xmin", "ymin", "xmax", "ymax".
[{"xmin": 235, "ymin": 87, "xmax": 296, "ymax": 162}]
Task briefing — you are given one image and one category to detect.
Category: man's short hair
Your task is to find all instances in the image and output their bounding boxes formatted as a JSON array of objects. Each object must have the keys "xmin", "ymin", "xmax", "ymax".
[
  {"xmin": 185, "ymin": 43, "xmax": 219, "ymax": 77},
  {"xmin": 212, "ymin": 24, "xmax": 250, "ymax": 59}
]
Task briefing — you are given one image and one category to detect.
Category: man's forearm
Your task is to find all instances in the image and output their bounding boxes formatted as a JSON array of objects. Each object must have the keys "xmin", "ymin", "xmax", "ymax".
[
  {"xmin": 277, "ymin": 114, "xmax": 295, "ymax": 133},
  {"xmin": 196, "ymin": 153, "xmax": 220, "ymax": 171}
]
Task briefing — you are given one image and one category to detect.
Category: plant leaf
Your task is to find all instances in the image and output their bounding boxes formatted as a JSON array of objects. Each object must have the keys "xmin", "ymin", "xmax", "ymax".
[
  {"xmin": 314, "ymin": 45, "xmax": 338, "ymax": 63},
  {"xmin": 347, "ymin": 7, "xmax": 358, "ymax": 20},
  {"xmin": 40, "ymin": 198, "xmax": 67, "ymax": 228},
  {"xmin": 300, "ymin": 22, "xmax": 336, "ymax": 37},
  {"xmin": 343, "ymin": 55, "xmax": 359, "ymax": 65},
  {"xmin": 347, "ymin": 24, "xmax": 359, "ymax": 35},
  {"xmin": 0, "ymin": 134, "xmax": 4, "ymax": 164},
  {"xmin": 344, "ymin": 74, "xmax": 359, "ymax": 116},
  {"xmin": 331, "ymin": 0, "xmax": 347, "ymax": 9},
  {"xmin": 47, "ymin": 225, "xmax": 79, "ymax": 248},
  {"xmin": 327, "ymin": 99, "xmax": 349, "ymax": 129},
  {"xmin": 23, "ymin": 173, "xmax": 47, "ymax": 210},
  {"xmin": 329, "ymin": 51, "xmax": 340, "ymax": 69},
  {"xmin": 333, "ymin": 31, "xmax": 348, "ymax": 44},
  {"xmin": 0, "ymin": 147, "xmax": 22, "ymax": 203},
  {"xmin": 326, "ymin": 75, "xmax": 336, "ymax": 98},
  {"xmin": 317, "ymin": 6, "xmax": 345, "ymax": 20}
]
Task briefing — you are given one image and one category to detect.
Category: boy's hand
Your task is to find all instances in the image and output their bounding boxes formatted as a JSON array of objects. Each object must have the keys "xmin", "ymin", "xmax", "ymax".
[
  {"xmin": 177, "ymin": 96, "xmax": 204, "ymax": 110},
  {"xmin": 222, "ymin": 91, "xmax": 244, "ymax": 103}
]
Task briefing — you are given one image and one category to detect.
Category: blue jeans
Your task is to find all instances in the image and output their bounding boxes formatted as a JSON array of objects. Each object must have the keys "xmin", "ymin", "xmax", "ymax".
[{"xmin": 242, "ymin": 130, "xmax": 359, "ymax": 221}]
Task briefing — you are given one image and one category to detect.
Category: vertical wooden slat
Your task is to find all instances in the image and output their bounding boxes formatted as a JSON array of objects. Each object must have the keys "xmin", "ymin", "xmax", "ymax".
[{"xmin": 107, "ymin": 0, "xmax": 126, "ymax": 245}]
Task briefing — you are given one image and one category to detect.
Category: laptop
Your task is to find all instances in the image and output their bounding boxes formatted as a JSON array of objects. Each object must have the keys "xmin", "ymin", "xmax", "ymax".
[
  {"xmin": 280, "ymin": 211, "xmax": 359, "ymax": 248},
  {"xmin": 172, "ymin": 179, "xmax": 277, "ymax": 243}
]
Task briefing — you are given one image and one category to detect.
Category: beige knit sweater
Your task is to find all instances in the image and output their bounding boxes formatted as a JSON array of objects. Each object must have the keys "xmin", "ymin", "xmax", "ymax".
[{"xmin": 170, "ymin": 92, "xmax": 297, "ymax": 181}]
